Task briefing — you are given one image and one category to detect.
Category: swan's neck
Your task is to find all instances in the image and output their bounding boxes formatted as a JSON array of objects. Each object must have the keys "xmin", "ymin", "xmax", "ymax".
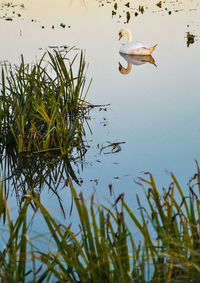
[{"xmin": 126, "ymin": 30, "xmax": 132, "ymax": 42}]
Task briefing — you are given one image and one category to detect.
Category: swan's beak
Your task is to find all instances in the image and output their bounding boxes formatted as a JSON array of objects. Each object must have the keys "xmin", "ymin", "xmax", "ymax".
[
  {"xmin": 119, "ymin": 62, "xmax": 122, "ymax": 71},
  {"xmin": 119, "ymin": 33, "xmax": 122, "ymax": 40}
]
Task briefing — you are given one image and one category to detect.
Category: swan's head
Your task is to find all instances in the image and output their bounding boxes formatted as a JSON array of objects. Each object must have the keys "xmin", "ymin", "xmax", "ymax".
[
  {"xmin": 119, "ymin": 29, "xmax": 132, "ymax": 42},
  {"xmin": 119, "ymin": 29, "xmax": 126, "ymax": 40}
]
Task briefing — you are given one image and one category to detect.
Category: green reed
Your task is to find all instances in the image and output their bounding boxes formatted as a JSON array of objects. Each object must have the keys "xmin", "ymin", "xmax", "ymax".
[
  {"xmin": 35, "ymin": 166, "xmax": 200, "ymax": 282},
  {"xmin": 0, "ymin": 49, "xmax": 91, "ymax": 154},
  {"xmin": 2, "ymin": 165, "xmax": 200, "ymax": 282},
  {"xmin": 0, "ymin": 182, "xmax": 35, "ymax": 283}
]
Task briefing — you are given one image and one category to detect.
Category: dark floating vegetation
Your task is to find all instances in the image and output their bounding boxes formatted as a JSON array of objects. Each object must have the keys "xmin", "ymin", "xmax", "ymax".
[
  {"xmin": 0, "ymin": 2, "xmax": 24, "ymax": 21},
  {"xmin": 2, "ymin": 164, "xmax": 200, "ymax": 281},
  {"xmin": 0, "ymin": 49, "xmax": 92, "ymax": 155},
  {"xmin": 2, "ymin": 0, "xmax": 198, "ymax": 27},
  {"xmin": 97, "ymin": 0, "xmax": 198, "ymax": 24},
  {"xmin": 0, "ymin": 2, "xmax": 70, "ymax": 30},
  {"xmin": 186, "ymin": 32, "xmax": 196, "ymax": 47}
]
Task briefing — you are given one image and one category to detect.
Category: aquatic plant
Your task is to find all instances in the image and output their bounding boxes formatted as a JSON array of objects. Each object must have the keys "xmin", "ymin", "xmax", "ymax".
[
  {"xmin": 0, "ymin": 49, "xmax": 91, "ymax": 155},
  {"xmin": 25, "ymin": 163, "xmax": 200, "ymax": 282},
  {"xmin": 0, "ymin": 183, "xmax": 35, "ymax": 283},
  {"xmin": 129, "ymin": 163, "xmax": 200, "ymax": 282},
  {"xmin": 2, "ymin": 165, "xmax": 200, "ymax": 282}
]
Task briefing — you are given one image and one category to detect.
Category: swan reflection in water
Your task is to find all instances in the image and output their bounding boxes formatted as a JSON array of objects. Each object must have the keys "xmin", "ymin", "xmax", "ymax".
[{"xmin": 119, "ymin": 53, "xmax": 157, "ymax": 75}]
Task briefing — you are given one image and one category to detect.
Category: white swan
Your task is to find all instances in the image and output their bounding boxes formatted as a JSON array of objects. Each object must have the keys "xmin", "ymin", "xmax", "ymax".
[{"xmin": 119, "ymin": 29, "xmax": 157, "ymax": 55}]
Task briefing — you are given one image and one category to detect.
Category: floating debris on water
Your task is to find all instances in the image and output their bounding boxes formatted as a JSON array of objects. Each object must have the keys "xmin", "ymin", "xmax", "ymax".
[
  {"xmin": 187, "ymin": 32, "xmax": 195, "ymax": 41},
  {"xmin": 112, "ymin": 10, "xmax": 116, "ymax": 16},
  {"xmin": 0, "ymin": 3, "xmax": 71, "ymax": 31},
  {"xmin": 126, "ymin": 11, "xmax": 130, "ymax": 23},
  {"xmin": 96, "ymin": 0, "xmax": 196, "ymax": 23},
  {"xmin": 186, "ymin": 32, "xmax": 195, "ymax": 47},
  {"xmin": 100, "ymin": 142, "xmax": 126, "ymax": 154},
  {"xmin": 139, "ymin": 5, "xmax": 144, "ymax": 14},
  {"xmin": 157, "ymin": 1, "xmax": 162, "ymax": 8}
]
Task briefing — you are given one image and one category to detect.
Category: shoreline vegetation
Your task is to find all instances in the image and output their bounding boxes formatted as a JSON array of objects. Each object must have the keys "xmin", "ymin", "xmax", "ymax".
[
  {"xmin": 0, "ymin": 49, "xmax": 92, "ymax": 155},
  {"xmin": 1, "ymin": 165, "xmax": 200, "ymax": 282}
]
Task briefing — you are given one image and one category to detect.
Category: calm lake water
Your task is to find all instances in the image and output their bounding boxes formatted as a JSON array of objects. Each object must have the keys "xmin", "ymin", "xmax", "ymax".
[{"xmin": 1, "ymin": 0, "xmax": 200, "ymax": 227}]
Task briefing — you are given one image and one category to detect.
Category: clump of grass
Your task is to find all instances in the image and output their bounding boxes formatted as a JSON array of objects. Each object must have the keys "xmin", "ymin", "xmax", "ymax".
[
  {"xmin": 128, "ymin": 163, "xmax": 200, "ymax": 282},
  {"xmin": 30, "ymin": 164, "xmax": 200, "ymax": 282},
  {"xmin": 29, "ymin": 180, "xmax": 139, "ymax": 282},
  {"xmin": 0, "ymin": 49, "xmax": 91, "ymax": 154},
  {"xmin": 2, "ymin": 165, "xmax": 200, "ymax": 282}
]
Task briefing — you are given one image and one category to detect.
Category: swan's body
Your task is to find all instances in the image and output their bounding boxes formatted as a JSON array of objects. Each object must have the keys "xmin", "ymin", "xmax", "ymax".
[{"xmin": 119, "ymin": 29, "xmax": 157, "ymax": 55}]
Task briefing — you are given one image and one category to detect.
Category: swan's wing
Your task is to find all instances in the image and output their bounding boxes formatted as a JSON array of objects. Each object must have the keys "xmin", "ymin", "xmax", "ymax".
[
  {"xmin": 130, "ymin": 41, "xmax": 148, "ymax": 49},
  {"xmin": 120, "ymin": 41, "xmax": 149, "ymax": 54}
]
